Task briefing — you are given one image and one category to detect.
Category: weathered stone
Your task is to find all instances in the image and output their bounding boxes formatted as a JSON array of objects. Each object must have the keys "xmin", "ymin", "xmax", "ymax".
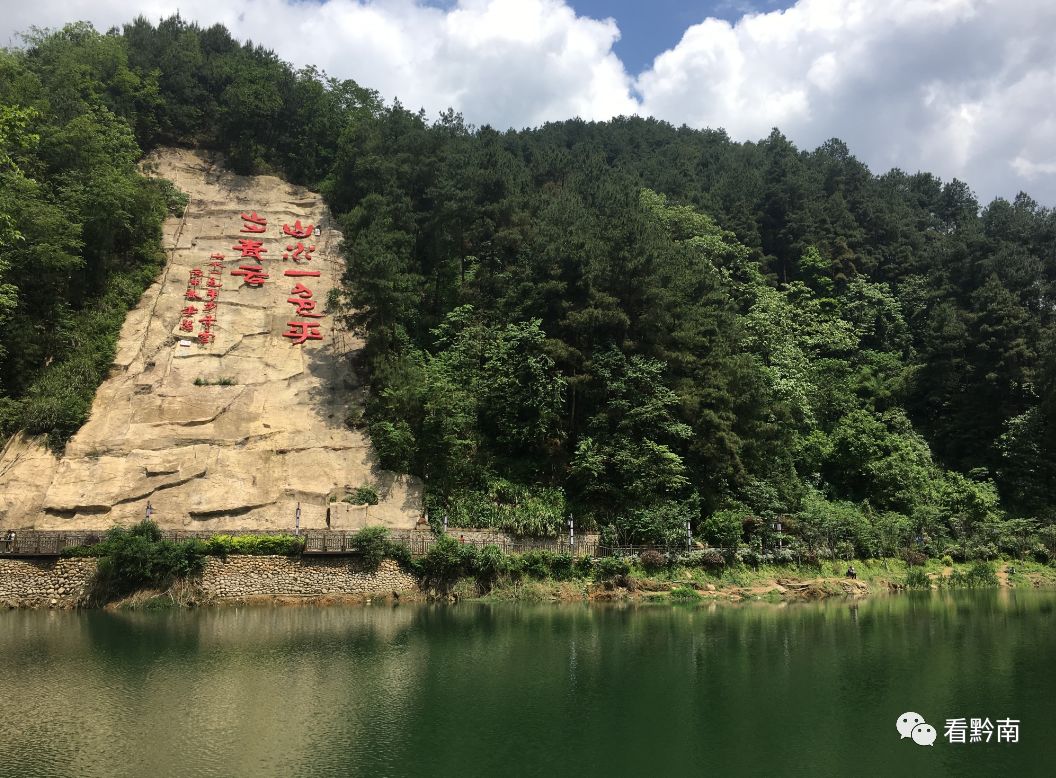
[
  {"xmin": 0, "ymin": 149, "xmax": 422, "ymax": 531},
  {"xmin": 0, "ymin": 555, "xmax": 419, "ymax": 607}
]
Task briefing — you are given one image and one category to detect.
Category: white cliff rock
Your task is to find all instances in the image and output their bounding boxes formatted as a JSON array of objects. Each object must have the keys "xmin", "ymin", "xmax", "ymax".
[{"xmin": 0, "ymin": 149, "xmax": 421, "ymax": 531}]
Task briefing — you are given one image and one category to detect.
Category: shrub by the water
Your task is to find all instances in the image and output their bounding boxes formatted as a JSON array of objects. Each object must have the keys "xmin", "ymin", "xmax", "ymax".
[
  {"xmin": 89, "ymin": 521, "xmax": 207, "ymax": 599},
  {"xmin": 904, "ymin": 569, "xmax": 931, "ymax": 589},
  {"xmin": 901, "ymin": 550, "xmax": 928, "ymax": 567},
  {"xmin": 639, "ymin": 549, "xmax": 666, "ymax": 573},
  {"xmin": 944, "ymin": 562, "xmax": 999, "ymax": 588},
  {"xmin": 476, "ymin": 544, "xmax": 511, "ymax": 584},
  {"xmin": 519, "ymin": 550, "xmax": 554, "ymax": 579},
  {"xmin": 669, "ymin": 585, "xmax": 702, "ymax": 602},
  {"xmin": 349, "ymin": 526, "xmax": 389, "ymax": 569},
  {"xmin": 348, "ymin": 526, "xmax": 412, "ymax": 571},
  {"xmin": 418, "ymin": 535, "xmax": 469, "ymax": 588},
  {"xmin": 593, "ymin": 556, "xmax": 631, "ymax": 582}
]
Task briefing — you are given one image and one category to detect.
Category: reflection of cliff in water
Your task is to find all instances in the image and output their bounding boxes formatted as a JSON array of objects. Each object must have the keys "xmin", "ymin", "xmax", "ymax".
[{"xmin": 1, "ymin": 594, "xmax": 1054, "ymax": 776}]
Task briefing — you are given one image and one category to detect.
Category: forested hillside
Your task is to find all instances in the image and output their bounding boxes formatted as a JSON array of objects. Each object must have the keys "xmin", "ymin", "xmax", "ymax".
[{"xmin": 2, "ymin": 17, "xmax": 1055, "ymax": 559}]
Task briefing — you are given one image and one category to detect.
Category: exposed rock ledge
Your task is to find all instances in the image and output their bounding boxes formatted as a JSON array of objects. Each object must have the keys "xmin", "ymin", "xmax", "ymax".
[{"xmin": 0, "ymin": 148, "xmax": 421, "ymax": 531}]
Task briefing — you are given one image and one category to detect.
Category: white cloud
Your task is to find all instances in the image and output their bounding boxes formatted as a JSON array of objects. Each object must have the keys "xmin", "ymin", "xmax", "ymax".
[
  {"xmin": 635, "ymin": 0, "xmax": 1056, "ymax": 204},
  {"xmin": 0, "ymin": 0, "xmax": 638, "ymax": 130},
  {"xmin": 3, "ymin": 1, "xmax": 1056, "ymax": 203}
]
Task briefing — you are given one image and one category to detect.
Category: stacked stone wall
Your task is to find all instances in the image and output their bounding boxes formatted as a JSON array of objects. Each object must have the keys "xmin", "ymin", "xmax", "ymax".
[
  {"xmin": 0, "ymin": 558, "xmax": 96, "ymax": 608},
  {"xmin": 0, "ymin": 556, "xmax": 419, "ymax": 608},
  {"xmin": 198, "ymin": 556, "xmax": 418, "ymax": 599}
]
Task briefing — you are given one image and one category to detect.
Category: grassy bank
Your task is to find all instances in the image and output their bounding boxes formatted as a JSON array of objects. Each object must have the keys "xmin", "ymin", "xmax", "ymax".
[
  {"xmin": 59, "ymin": 523, "xmax": 1056, "ymax": 608},
  {"xmin": 472, "ymin": 557, "xmax": 1056, "ymax": 605}
]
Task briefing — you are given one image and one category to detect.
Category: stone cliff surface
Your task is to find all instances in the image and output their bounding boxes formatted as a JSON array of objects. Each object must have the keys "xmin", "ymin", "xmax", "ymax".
[{"xmin": 0, "ymin": 149, "xmax": 421, "ymax": 531}]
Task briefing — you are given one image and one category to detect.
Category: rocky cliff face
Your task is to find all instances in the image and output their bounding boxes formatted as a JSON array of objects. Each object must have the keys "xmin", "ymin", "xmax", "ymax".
[{"xmin": 0, "ymin": 149, "xmax": 421, "ymax": 531}]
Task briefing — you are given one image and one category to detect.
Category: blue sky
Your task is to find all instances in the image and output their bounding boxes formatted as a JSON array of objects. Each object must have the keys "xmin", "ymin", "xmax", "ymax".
[
  {"xmin": 569, "ymin": 1, "xmax": 796, "ymax": 73},
  {"xmin": 5, "ymin": 1, "xmax": 1056, "ymax": 205}
]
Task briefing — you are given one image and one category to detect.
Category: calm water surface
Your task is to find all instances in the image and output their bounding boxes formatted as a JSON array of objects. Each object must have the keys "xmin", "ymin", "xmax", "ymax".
[{"xmin": 1, "ymin": 591, "xmax": 1053, "ymax": 777}]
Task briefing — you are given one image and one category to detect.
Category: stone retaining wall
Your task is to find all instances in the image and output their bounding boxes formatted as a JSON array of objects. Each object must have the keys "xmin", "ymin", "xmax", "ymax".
[
  {"xmin": 199, "ymin": 556, "xmax": 418, "ymax": 600},
  {"xmin": 0, "ymin": 556, "xmax": 419, "ymax": 608},
  {"xmin": 0, "ymin": 558, "xmax": 96, "ymax": 608}
]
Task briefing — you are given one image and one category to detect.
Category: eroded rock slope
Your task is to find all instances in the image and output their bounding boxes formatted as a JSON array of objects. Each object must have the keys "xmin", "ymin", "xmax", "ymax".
[{"xmin": 0, "ymin": 149, "xmax": 421, "ymax": 531}]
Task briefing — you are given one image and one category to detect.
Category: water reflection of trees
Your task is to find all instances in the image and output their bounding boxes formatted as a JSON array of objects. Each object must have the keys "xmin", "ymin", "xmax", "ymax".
[{"xmin": 0, "ymin": 594, "xmax": 1052, "ymax": 776}]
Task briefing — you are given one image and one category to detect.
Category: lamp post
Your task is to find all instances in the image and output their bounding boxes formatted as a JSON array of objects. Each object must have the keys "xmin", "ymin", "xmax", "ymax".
[
  {"xmin": 568, "ymin": 515, "xmax": 574, "ymax": 552},
  {"xmin": 686, "ymin": 519, "xmax": 692, "ymax": 550}
]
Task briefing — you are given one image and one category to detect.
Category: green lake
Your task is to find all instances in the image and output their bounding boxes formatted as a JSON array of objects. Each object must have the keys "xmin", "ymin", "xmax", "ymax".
[{"xmin": 1, "ymin": 592, "xmax": 1053, "ymax": 777}]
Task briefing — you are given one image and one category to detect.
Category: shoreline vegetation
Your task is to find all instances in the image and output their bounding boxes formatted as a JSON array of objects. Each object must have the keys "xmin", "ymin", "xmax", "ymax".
[{"xmin": 35, "ymin": 521, "xmax": 1056, "ymax": 610}]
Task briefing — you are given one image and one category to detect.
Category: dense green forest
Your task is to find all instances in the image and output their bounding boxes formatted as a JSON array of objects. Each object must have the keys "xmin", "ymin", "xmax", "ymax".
[{"xmin": 2, "ymin": 17, "xmax": 1056, "ymax": 561}]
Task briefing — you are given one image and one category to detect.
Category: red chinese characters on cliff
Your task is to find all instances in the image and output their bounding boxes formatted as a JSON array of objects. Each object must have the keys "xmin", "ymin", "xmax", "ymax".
[
  {"xmin": 232, "ymin": 238, "xmax": 267, "ymax": 260},
  {"xmin": 240, "ymin": 211, "xmax": 267, "ymax": 233},
  {"xmin": 282, "ymin": 220, "xmax": 314, "ymax": 239},
  {"xmin": 283, "ymin": 321, "xmax": 323, "ymax": 345},
  {"xmin": 183, "ymin": 266, "xmax": 203, "ymax": 304},
  {"xmin": 231, "ymin": 265, "xmax": 269, "ymax": 287},
  {"xmin": 287, "ymin": 282, "xmax": 322, "ymax": 318},
  {"xmin": 282, "ymin": 241, "xmax": 315, "ymax": 262},
  {"xmin": 222, "ymin": 208, "xmax": 326, "ymax": 345},
  {"xmin": 282, "ymin": 269, "xmax": 324, "ymax": 345},
  {"xmin": 184, "ymin": 255, "xmax": 224, "ymax": 344}
]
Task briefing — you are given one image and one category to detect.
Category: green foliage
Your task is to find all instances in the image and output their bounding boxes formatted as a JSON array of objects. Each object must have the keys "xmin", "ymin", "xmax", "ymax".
[
  {"xmin": 345, "ymin": 484, "xmax": 380, "ymax": 505},
  {"xmin": 348, "ymin": 526, "xmax": 390, "ymax": 570},
  {"xmin": 669, "ymin": 585, "xmax": 703, "ymax": 603},
  {"xmin": 944, "ymin": 562, "xmax": 999, "ymax": 588},
  {"xmin": 904, "ymin": 569, "xmax": 931, "ymax": 589},
  {"xmin": 89, "ymin": 520, "xmax": 206, "ymax": 599},
  {"xmin": 144, "ymin": 175, "xmax": 188, "ymax": 216},
  {"xmin": 194, "ymin": 377, "xmax": 236, "ymax": 386},
  {"xmin": 593, "ymin": 556, "xmax": 631, "ymax": 581},
  {"xmin": 427, "ymin": 480, "xmax": 567, "ymax": 536},
  {"xmin": 701, "ymin": 510, "xmax": 744, "ymax": 551},
  {"xmin": 476, "ymin": 544, "xmax": 511, "ymax": 584},
  {"xmin": 418, "ymin": 535, "xmax": 471, "ymax": 588},
  {"xmin": 367, "ymin": 419, "xmax": 416, "ymax": 472},
  {"xmin": 204, "ymin": 534, "xmax": 303, "ymax": 558}
]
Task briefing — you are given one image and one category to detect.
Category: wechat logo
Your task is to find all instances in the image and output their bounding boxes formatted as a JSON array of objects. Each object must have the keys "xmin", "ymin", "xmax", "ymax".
[{"xmin": 897, "ymin": 712, "xmax": 937, "ymax": 746}]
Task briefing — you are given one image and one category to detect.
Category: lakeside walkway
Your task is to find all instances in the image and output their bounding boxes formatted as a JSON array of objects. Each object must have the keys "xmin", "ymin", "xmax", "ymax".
[{"xmin": 0, "ymin": 529, "xmax": 602, "ymax": 558}]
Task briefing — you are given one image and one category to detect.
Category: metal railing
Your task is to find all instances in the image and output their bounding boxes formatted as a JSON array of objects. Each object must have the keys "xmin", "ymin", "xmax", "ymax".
[
  {"xmin": 0, "ymin": 531, "xmax": 101, "ymax": 557},
  {"xmin": 0, "ymin": 528, "xmax": 626, "ymax": 559},
  {"xmin": 302, "ymin": 531, "xmax": 600, "ymax": 558}
]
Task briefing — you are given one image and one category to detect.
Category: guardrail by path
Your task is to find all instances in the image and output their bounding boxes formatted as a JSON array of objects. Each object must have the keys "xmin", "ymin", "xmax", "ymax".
[
  {"xmin": 0, "ymin": 528, "xmax": 605, "ymax": 558},
  {"xmin": 0, "ymin": 529, "xmax": 716, "ymax": 560},
  {"xmin": 302, "ymin": 531, "xmax": 601, "ymax": 558},
  {"xmin": 0, "ymin": 531, "xmax": 98, "ymax": 557}
]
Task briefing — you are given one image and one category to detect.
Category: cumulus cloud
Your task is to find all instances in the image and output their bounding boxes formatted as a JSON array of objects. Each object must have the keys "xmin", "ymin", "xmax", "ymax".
[
  {"xmin": 636, "ymin": 0, "xmax": 1056, "ymax": 204},
  {"xmin": 3, "ymin": 0, "xmax": 1056, "ymax": 203},
  {"xmin": 0, "ymin": 0, "xmax": 638, "ymax": 129}
]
